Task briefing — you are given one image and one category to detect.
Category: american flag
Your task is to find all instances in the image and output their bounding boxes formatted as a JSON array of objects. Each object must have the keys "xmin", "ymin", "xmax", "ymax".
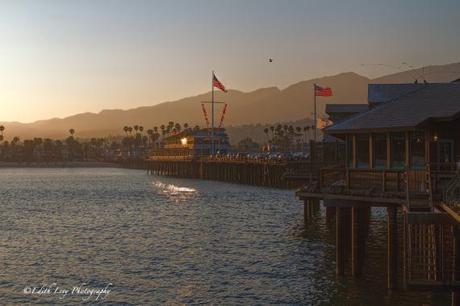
[
  {"xmin": 213, "ymin": 73, "xmax": 227, "ymax": 92},
  {"xmin": 314, "ymin": 84, "xmax": 332, "ymax": 97}
]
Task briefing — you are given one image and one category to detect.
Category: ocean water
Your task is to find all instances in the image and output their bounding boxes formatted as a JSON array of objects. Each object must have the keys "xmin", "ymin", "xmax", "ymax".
[{"xmin": 0, "ymin": 168, "xmax": 449, "ymax": 305}]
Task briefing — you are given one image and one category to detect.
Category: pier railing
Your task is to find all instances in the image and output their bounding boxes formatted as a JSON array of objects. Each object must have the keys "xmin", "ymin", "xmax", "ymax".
[
  {"xmin": 317, "ymin": 167, "xmax": 432, "ymax": 210},
  {"xmin": 442, "ymin": 172, "xmax": 460, "ymax": 220},
  {"xmin": 319, "ymin": 168, "xmax": 409, "ymax": 198},
  {"xmin": 405, "ymin": 215, "xmax": 459, "ymax": 290},
  {"xmin": 148, "ymin": 155, "xmax": 289, "ymax": 164},
  {"xmin": 316, "ymin": 164, "xmax": 458, "ymax": 203}
]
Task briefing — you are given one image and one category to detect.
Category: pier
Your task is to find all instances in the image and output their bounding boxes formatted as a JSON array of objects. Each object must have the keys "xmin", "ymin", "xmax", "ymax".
[
  {"xmin": 297, "ymin": 83, "xmax": 460, "ymax": 304},
  {"xmin": 123, "ymin": 83, "xmax": 460, "ymax": 303},
  {"xmin": 134, "ymin": 156, "xmax": 320, "ymax": 189}
]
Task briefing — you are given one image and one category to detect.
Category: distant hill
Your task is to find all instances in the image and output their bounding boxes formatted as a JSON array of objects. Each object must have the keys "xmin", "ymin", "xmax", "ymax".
[
  {"xmin": 372, "ymin": 62, "xmax": 460, "ymax": 84},
  {"xmin": 1, "ymin": 62, "xmax": 460, "ymax": 140}
]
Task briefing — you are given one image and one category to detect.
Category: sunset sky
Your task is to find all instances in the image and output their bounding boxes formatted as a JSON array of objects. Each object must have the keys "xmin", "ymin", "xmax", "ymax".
[{"xmin": 1, "ymin": 0, "xmax": 459, "ymax": 122}]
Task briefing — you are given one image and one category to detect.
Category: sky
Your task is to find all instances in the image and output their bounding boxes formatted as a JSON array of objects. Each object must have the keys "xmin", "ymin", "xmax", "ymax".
[{"xmin": 0, "ymin": 0, "xmax": 459, "ymax": 122}]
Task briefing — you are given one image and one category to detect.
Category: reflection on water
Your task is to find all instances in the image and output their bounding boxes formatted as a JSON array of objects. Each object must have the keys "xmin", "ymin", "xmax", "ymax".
[
  {"xmin": 153, "ymin": 181, "xmax": 198, "ymax": 202},
  {"xmin": 0, "ymin": 168, "xmax": 450, "ymax": 305}
]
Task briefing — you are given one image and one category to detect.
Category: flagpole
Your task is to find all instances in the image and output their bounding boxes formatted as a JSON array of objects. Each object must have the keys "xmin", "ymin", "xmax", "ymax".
[
  {"xmin": 313, "ymin": 83, "xmax": 317, "ymax": 142},
  {"xmin": 211, "ymin": 71, "xmax": 215, "ymax": 155}
]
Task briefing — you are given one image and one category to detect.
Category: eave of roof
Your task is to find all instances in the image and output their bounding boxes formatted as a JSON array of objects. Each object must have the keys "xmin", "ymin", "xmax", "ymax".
[{"xmin": 324, "ymin": 83, "xmax": 460, "ymax": 134}]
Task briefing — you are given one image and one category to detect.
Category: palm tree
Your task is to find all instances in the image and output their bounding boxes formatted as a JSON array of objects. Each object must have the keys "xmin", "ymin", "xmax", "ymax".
[
  {"xmin": 295, "ymin": 126, "xmax": 302, "ymax": 150},
  {"xmin": 123, "ymin": 126, "xmax": 129, "ymax": 135},
  {"xmin": 128, "ymin": 126, "xmax": 133, "ymax": 135},
  {"xmin": 69, "ymin": 129, "xmax": 75, "ymax": 137},
  {"xmin": 147, "ymin": 129, "xmax": 153, "ymax": 146},
  {"xmin": 276, "ymin": 124, "xmax": 282, "ymax": 134},
  {"xmin": 263, "ymin": 127, "xmax": 270, "ymax": 150},
  {"xmin": 303, "ymin": 126, "xmax": 310, "ymax": 142},
  {"xmin": 0, "ymin": 125, "xmax": 5, "ymax": 137},
  {"xmin": 263, "ymin": 127, "xmax": 269, "ymax": 141}
]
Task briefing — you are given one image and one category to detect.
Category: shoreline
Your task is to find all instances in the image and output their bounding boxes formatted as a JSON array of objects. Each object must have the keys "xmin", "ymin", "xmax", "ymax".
[{"xmin": 0, "ymin": 161, "xmax": 120, "ymax": 168}]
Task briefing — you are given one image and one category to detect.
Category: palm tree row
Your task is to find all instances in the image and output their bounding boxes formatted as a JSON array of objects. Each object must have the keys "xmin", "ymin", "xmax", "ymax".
[
  {"xmin": 263, "ymin": 124, "xmax": 315, "ymax": 152},
  {"xmin": 122, "ymin": 122, "xmax": 200, "ymax": 147}
]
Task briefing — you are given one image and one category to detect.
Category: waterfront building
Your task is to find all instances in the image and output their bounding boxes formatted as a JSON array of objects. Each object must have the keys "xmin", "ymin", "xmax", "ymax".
[
  {"xmin": 297, "ymin": 81, "xmax": 460, "ymax": 298},
  {"xmin": 150, "ymin": 128, "xmax": 230, "ymax": 159}
]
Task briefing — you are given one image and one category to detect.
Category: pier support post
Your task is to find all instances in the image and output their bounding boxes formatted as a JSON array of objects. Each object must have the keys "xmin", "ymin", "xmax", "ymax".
[
  {"xmin": 452, "ymin": 228, "xmax": 460, "ymax": 306},
  {"xmin": 304, "ymin": 199, "xmax": 311, "ymax": 221},
  {"xmin": 304, "ymin": 199, "xmax": 320, "ymax": 222},
  {"xmin": 336, "ymin": 207, "xmax": 348, "ymax": 276},
  {"xmin": 312, "ymin": 199, "xmax": 320, "ymax": 213},
  {"xmin": 326, "ymin": 207, "xmax": 336, "ymax": 224},
  {"xmin": 351, "ymin": 207, "xmax": 365, "ymax": 276},
  {"xmin": 387, "ymin": 206, "xmax": 398, "ymax": 289}
]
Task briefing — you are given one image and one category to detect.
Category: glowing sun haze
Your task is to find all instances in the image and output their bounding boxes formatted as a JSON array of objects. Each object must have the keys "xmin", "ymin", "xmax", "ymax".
[{"xmin": 0, "ymin": 0, "xmax": 459, "ymax": 122}]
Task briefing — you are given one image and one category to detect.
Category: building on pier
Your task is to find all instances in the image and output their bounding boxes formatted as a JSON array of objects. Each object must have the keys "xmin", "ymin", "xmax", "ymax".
[
  {"xmin": 297, "ymin": 81, "xmax": 460, "ymax": 299},
  {"xmin": 319, "ymin": 103, "xmax": 369, "ymax": 164},
  {"xmin": 150, "ymin": 128, "xmax": 230, "ymax": 159}
]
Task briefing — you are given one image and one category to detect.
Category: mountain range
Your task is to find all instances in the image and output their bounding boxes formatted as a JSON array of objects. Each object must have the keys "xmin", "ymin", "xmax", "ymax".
[{"xmin": 2, "ymin": 62, "xmax": 460, "ymax": 142}]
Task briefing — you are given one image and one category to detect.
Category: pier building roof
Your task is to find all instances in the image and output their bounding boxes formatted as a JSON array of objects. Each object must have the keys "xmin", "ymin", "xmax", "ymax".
[
  {"xmin": 325, "ymin": 82, "xmax": 460, "ymax": 133},
  {"xmin": 325, "ymin": 104, "xmax": 368, "ymax": 114}
]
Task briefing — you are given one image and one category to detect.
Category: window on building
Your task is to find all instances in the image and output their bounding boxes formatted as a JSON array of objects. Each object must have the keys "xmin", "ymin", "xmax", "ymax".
[
  {"xmin": 373, "ymin": 133, "xmax": 387, "ymax": 169},
  {"xmin": 356, "ymin": 134, "xmax": 370, "ymax": 168},
  {"xmin": 390, "ymin": 132, "xmax": 406, "ymax": 169},
  {"xmin": 410, "ymin": 131, "xmax": 425, "ymax": 169}
]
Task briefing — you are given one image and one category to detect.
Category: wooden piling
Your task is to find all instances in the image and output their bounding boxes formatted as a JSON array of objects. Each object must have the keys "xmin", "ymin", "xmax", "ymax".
[
  {"xmin": 453, "ymin": 228, "xmax": 460, "ymax": 306},
  {"xmin": 336, "ymin": 207, "xmax": 347, "ymax": 276},
  {"xmin": 304, "ymin": 199, "xmax": 310, "ymax": 221},
  {"xmin": 351, "ymin": 207, "xmax": 361, "ymax": 276},
  {"xmin": 387, "ymin": 206, "xmax": 398, "ymax": 289},
  {"xmin": 326, "ymin": 206, "xmax": 336, "ymax": 224}
]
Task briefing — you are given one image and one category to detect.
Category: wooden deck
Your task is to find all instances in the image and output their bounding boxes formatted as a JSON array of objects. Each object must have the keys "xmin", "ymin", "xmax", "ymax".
[{"xmin": 296, "ymin": 165, "xmax": 460, "ymax": 294}]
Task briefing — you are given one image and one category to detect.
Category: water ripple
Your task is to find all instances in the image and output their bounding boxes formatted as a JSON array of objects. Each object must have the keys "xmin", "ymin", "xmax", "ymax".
[{"xmin": 0, "ymin": 168, "xmax": 449, "ymax": 305}]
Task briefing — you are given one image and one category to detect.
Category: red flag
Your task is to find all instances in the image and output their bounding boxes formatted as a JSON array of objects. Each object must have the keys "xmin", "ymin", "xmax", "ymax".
[
  {"xmin": 218, "ymin": 103, "xmax": 228, "ymax": 128},
  {"xmin": 213, "ymin": 73, "xmax": 227, "ymax": 92},
  {"xmin": 315, "ymin": 84, "xmax": 332, "ymax": 97},
  {"xmin": 201, "ymin": 103, "xmax": 210, "ymax": 127}
]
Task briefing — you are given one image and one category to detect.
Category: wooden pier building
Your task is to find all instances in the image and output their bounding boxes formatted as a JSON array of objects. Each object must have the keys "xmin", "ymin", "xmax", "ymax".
[
  {"xmin": 297, "ymin": 82, "xmax": 460, "ymax": 302},
  {"xmin": 150, "ymin": 128, "xmax": 230, "ymax": 159}
]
